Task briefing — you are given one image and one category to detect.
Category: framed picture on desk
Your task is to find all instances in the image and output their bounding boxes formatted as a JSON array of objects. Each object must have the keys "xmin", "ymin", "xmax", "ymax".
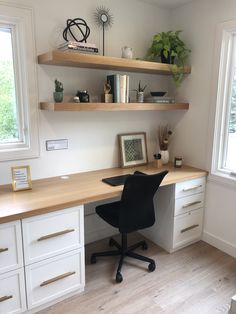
[{"xmin": 118, "ymin": 132, "xmax": 148, "ymax": 168}]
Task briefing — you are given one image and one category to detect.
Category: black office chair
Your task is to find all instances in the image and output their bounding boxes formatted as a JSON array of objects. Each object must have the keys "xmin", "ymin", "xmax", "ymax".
[{"xmin": 90, "ymin": 170, "xmax": 168, "ymax": 283}]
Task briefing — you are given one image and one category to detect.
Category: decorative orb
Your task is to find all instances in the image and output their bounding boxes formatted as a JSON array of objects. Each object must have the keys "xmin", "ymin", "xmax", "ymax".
[{"xmin": 63, "ymin": 18, "xmax": 90, "ymax": 43}]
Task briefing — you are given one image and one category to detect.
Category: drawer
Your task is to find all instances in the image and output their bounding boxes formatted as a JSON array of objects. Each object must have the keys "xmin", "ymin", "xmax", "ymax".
[
  {"xmin": 175, "ymin": 177, "xmax": 206, "ymax": 199},
  {"xmin": 0, "ymin": 221, "xmax": 23, "ymax": 274},
  {"xmin": 174, "ymin": 193, "xmax": 204, "ymax": 216},
  {"xmin": 25, "ymin": 249, "xmax": 85, "ymax": 309},
  {"xmin": 0, "ymin": 268, "xmax": 26, "ymax": 314},
  {"xmin": 22, "ymin": 206, "xmax": 84, "ymax": 265},
  {"xmin": 173, "ymin": 208, "xmax": 203, "ymax": 249}
]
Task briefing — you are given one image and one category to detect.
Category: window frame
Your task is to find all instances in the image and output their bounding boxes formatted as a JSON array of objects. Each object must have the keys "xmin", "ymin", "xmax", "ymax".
[
  {"xmin": 0, "ymin": 2, "xmax": 39, "ymax": 161},
  {"xmin": 209, "ymin": 19, "xmax": 236, "ymax": 185}
]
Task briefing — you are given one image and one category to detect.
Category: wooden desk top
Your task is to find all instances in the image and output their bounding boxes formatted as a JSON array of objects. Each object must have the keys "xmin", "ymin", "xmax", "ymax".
[{"xmin": 0, "ymin": 164, "xmax": 207, "ymax": 224}]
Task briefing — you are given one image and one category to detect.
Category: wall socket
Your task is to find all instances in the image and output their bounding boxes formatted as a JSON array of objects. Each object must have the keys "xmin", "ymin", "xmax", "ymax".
[{"xmin": 46, "ymin": 139, "xmax": 68, "ymax": 151}]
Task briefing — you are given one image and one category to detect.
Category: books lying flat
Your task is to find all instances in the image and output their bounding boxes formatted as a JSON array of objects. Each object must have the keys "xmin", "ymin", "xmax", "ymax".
[
  {"xmin": 58, "ymin": 46, "xmax": 99, "ymax": 53},
  {"xmin": 58, "ymin": 41, "xmax": 97, "ymax": 49},
  {"xmin": 107, "ymin": 74, "xmax": 129, "ymax": 103},
  {"xmin": 144, "ymin": 97, "xmax": 175, "ymax": 104}
]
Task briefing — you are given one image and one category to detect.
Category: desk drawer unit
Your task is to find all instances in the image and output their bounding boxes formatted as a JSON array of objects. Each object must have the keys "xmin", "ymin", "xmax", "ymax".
[
  {"xmin": 0, "ymin": 268, "xmax": 26, "ymax": 314},
  {"xmin": 173, "ymin": 208, "xmax": 203, "ymax": 249},
  {"xmin": 22, "ymin": 206, "xmax": 84, "ymax": 265},
  {"xmin": 25, "ymin": 249, "xmax": 85, "ymax": 309},
  {"xmin": 0, "ymin": 221, "xmax": 23, "ymax": 275}
]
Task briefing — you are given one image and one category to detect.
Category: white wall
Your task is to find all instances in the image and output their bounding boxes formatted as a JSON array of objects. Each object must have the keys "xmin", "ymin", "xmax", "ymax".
[
  {"xmin": 171, "ymin": 0, "xmax": 236, "ymax": 257},
  {"xmin": 0, "ymin": 0, "xmax": 175, "ymax": 185}
]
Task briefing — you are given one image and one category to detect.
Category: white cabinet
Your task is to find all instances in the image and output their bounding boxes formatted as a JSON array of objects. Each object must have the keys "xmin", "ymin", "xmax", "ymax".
[
  {"xmin": 23, "ymin": 205, "xmax": 85, "ymax": 311},
  {"xmin": 140, "ymin": 177, "xmax": 206, "ymax": 253},
  {"xmin": 0, "ymin": 221, "xmax": 23, "ymax": 275},
  {"xmin": 22, "ymin": 206, "xmax": 84, "ymax": 265},
  {"xmin": 0, "ymin": 206, "xmax": 85, "ymax": 313},
  {"xmin": 25, "ymin": 249, "xmax": 85, "ymax": 309},
  {"xmin": 0, "ymin": 268, "xmax": 26, "ymax": 314}
]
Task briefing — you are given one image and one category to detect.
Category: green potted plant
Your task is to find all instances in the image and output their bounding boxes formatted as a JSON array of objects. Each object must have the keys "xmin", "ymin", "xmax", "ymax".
[
  {"xmin": 54, "ymin": 79, "xmax": 64, "ymax": 102},
  {"xmin": 145, "ymin": 30, "xmax": 191, "ymax": 86},
  {"xmin": 133, "ymin": 81, "xmax": 147, "ymax": 103}
]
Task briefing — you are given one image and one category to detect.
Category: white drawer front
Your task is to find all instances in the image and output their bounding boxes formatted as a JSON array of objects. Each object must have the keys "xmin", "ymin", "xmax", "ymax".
[
  {"xmin": 175, "ymin": 177, "xmax": 206, "ymax": 199},
  {"xmin": 174, "ymin": 193, "xmax": 204, "ymax": 216},
  {"xmin": 173, "ymin": 208, "xmax": 203, "ymax": 249},
  {"xmin": 22, "ymin": 206, "xmax": 84, "ymax": 265},
  {"xmin": 0, "ymin": 221, "xmax": 23, "ymax": 274},
  {"xmin": 25, "ymin": 249, "xmax": 85, "ymax": 309},
  {"xmin": 0, "ymin": 268, "xmax": 26, "ymax": 314}
]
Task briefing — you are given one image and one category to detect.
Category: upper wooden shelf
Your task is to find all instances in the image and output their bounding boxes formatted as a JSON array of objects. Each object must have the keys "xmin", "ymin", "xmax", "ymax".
[
  {"xmin": 40, "ymin": 102, "xmax": 189, "ymax": 112},
  {"xmin": 38, "ymin": 50, "xmax": 191, "ymax": 75}
]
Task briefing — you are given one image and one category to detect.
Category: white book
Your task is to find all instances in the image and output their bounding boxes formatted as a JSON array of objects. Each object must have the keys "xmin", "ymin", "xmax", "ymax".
[
  {"xmin": 126, "ymin": 75, "xmax": 130, "ymax": 103},
  {"xmin": 120, "ymin": 75, "xmax": 127, "ymax": 103}
]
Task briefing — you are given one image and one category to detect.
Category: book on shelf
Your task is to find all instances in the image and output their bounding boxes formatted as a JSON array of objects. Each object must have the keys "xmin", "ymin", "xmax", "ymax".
[
  {"xmin": 58, "ymin": 46, "xmax": 99, "ymax": 53},
  {"xmin": 58, "ymin": 41, "xmax": 97, "ymax": 49},
  {"xmin": 144, "ymin": 96, "xmax": 175, "ymax": 104},
  {"xmin": 107, "ymin": 74, "xmax": 129, "ymax": 103}
]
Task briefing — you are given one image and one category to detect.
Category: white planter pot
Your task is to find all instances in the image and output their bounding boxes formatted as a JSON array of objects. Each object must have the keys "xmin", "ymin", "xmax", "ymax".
[{"xmin": 160, "ymin": 150, "xmax": 169, "ymax": 164}]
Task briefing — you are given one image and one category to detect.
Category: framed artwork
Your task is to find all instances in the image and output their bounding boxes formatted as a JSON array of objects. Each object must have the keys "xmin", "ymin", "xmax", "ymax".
[
  {"xmin": 118, "ymin": 132, "xmax": 148, "ymax": 168},
  {"xmin": 11, "ymin": 165, "xmax": 32, "ymax": 191}
]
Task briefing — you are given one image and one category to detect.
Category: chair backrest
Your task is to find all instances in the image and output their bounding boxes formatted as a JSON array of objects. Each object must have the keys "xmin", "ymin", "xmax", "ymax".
[{"xmin": 119, "ymin": 170, "xmax": 168, "ymax": 233}]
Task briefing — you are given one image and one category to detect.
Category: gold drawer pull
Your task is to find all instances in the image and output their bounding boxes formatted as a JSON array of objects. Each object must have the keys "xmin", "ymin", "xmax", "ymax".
[
  {"xmin": 182, "ymin": 201, "xmax": 202, "ymax": 208},
  {"xmin": 37, "ymin": 229, "xmax": 75, "ymax": 241},
  {"xmin": 0, "ymin": 295, "xmax": 13, "ymax": 303},
  {"xmin": 0, "ymin": 248, "xmax": 8, "ymax": 253},
  {"xmin": 40, "ymin": 271, "xmax": 76, "ymax": 287},
  {"xmin": 181, "ymin": 224, "xmax": 199, "ymax": 233},
  {"xmin": 182, "ymin": 185, "xmax": 202, "ymax": 192}
]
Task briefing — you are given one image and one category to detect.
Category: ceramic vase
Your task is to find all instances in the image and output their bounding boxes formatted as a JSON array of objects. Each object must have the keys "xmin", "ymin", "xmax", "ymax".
[{"xmin": 160, "ymin": 150, "xmax": 169, "ymax": 164}]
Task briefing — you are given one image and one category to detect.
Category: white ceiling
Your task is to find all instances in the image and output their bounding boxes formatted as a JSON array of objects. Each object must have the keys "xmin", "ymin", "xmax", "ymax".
[{"xmin": 141, "ymin": 0, "xmax": 195, "ymax": 9}]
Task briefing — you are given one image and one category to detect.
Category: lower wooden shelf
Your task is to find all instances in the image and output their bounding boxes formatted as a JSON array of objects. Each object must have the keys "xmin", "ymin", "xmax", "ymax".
[{"xmin": 40, "ymin": 102, "xmax": 189, "ymax": 112}]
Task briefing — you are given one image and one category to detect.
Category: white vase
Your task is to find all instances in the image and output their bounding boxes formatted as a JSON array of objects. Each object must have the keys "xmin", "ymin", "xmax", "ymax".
[{"xmin": 160, "ymin": 150, "xmax": 169, "ymax": 164}]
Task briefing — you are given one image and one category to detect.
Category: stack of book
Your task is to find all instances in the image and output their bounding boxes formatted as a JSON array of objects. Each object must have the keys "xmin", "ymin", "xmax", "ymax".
[
  {"xmin": 107, "ymin": 74, "xmax": 129, "ymax": 103},
  {"xmin": 58, "ymin": 41, "xmax": 99, "ymax": 54},
  {"xmin": 144, "ymin": 96, "xmax": 175, "ymax": 104}
]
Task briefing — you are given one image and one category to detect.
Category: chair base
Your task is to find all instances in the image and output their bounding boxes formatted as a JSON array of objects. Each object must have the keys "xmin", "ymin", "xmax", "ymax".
[{"xmin": 90, "ymin": 234, "xmax": 156, "ymax": 283}]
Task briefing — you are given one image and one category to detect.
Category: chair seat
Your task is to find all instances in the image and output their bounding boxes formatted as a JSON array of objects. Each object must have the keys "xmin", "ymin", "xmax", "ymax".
[{"xmin": 96, "ymin": 201, "xmax": 120, "ymax": 228}]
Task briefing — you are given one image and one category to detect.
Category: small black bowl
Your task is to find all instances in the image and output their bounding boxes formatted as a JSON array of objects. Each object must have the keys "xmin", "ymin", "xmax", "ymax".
[{"xmin": 150, "ymin": 91, "xmax": 166, "ymax": 97}]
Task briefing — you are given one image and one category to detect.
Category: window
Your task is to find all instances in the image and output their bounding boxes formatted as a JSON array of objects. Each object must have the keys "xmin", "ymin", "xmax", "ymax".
[
  {"xmin": 0, "ymin": 4, "xmax": 39, "ymax": 161},
  {"xmin": 211, "ymin": 20, "xmax": 236, "ymax": 181}
]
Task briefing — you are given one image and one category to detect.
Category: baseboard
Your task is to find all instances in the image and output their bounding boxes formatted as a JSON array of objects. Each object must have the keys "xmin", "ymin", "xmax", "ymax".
[{"xmin": 202, "ymin": 231, "xmax": 236, "ymax": 258}]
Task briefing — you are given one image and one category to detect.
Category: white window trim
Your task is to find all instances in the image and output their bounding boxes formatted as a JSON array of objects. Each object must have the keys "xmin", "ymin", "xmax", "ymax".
[
  {"xmin": 207, "ymin": 19, "xmax": 236, "ymax": 188},
  {"xmin": 0, "ymin": 2, "xmax": 39, "ymax": 161}
]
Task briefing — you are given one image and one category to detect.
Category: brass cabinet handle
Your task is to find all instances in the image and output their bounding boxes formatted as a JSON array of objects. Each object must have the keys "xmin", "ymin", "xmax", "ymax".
[
  {"xmin": 0, "ymin": 295, "xmax": 13, "ymax": 303},
  {"xmin": 182, "ymin": 185, "xmax": 202, "ymax": 192},
  {"xmin": 182, "ymin": 201, "xmax": 202, "ymax": 208},
  {"xmin": 0, "ymin": 248, "xmax": 8, "ymax": 253},
  {"xmin": 40, "ymin": 271, "xmax": 76, "ymax": 287},
  {"xmin": 181, "ymin": 224, "xmax": 199, "ymax": 233},
  {"xmin": 37, "ymin": 228, "xmax": 75, "ymax": 241}
]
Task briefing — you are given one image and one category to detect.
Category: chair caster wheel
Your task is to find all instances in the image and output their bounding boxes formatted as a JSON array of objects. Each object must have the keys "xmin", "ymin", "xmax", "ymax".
[
  {"xmin": 142, "ymin": 242, "xmax": 148, "ymax": 250},
  {"xmin": 109, "ymin": 238, "xmax": 115, "ymax": 247},
  {"xmin": 90, "ymin": 255, "xmax": 97, "ymax": 264},
  {"xmin": 148, "ymin": 262, "xmax": 156, "ymax": 272},
  {"xmin": 116, "ymin": 272, "xmax": 123, "ymax": 283}
]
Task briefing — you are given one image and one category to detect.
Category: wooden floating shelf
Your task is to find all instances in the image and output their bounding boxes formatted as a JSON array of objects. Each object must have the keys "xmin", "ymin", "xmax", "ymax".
[
  {"xmin": 38, "ymin": 50, "xmax": 191, "ymax": 75},
  {"xmin": 40, "ymin": 102, "xmax": 189, "ymax": 112}
]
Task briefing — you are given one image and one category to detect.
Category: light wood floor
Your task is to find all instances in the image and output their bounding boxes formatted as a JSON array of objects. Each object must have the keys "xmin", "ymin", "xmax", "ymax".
[{"xmin": 38, "ymin": 234, "xmax": 236, "ymax": 314}]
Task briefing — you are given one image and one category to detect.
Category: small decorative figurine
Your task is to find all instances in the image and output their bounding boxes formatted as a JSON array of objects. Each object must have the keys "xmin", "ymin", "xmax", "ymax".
[
  {"xmin": 103, "ymin": 81, "xmax": 113, "ymax": 103},
  {"xmin": 54, "ymin": 79, "xmax": 64, "ymax": 103},
  {"xmin": 76, "ymin": 90, "xmax": 90, "ymax": 102}
]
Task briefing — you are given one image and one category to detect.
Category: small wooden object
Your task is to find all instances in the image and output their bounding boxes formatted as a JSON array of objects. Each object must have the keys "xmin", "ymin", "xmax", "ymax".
[{"xmin": 153, "ymin": 159, "xmax": 162, "ymax": 169}]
